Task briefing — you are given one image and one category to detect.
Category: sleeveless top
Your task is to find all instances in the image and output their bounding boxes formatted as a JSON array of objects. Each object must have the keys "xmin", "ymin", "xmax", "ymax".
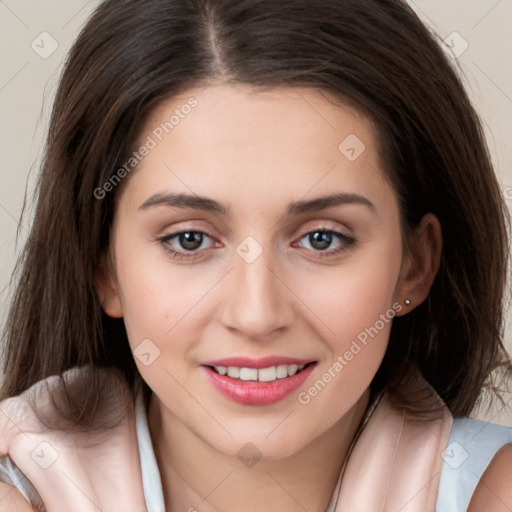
[{"xmin": 1, "ymin": 384, "xmax": 511, "ymax": 511}]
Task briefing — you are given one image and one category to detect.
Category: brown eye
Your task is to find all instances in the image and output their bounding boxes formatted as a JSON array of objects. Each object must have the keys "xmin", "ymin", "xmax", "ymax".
[
  {"xmin": 158, "ymin": 230, "xmax": 218, "ymax": 260},
  {"xmin": 177, "ymin": 231, "xmax": 204, "ymax": 251},
  {"xmin": 308, "ymin": 231, "xmax": 335, "ymax": 250},
  {"xmin": 296, "ymin": 228, "xmax": 356, "ymax": 258}
]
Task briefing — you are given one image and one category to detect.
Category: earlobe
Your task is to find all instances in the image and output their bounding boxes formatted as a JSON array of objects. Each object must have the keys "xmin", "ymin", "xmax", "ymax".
[
  {"xmin": 394, "ymin": 213, "xmax": 442, "ymax": 316},
  {"xmin": 93, "ymin": 254, "xmax": 123, "ymax": 318}
]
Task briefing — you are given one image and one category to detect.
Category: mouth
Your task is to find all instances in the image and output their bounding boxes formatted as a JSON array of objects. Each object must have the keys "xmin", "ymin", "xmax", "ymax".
[
  {"xmin": 207, "ymin": 361, "xmax": 315, "ymax": 382},
  {"xmin": 200, "ymin": 358, "xmax": 317, "ymax": 406}
]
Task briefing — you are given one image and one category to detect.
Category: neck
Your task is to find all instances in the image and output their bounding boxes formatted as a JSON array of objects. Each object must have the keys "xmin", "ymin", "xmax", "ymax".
[{"xmin": 148, "ymin": 390, "xmax": 370, "ymax": 512}]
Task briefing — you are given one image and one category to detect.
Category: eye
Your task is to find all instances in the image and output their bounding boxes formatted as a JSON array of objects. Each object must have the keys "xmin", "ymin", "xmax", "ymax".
[
  {"xmin": 296, "ymin": 228, "xmax": 356, "ymax": 258},
  {"xmin": 157, "ymin": 226, "xmax": 356, "ymax": 261},
  {"xmin": 158, "ymin": 230, "xmax": 218, "ymax": 260}
]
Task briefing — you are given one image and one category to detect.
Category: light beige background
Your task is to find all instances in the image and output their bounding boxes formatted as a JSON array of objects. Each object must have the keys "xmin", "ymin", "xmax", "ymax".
[{"xmin": 1, "ymin": 1, "xmax": 511, "ymax": 424}]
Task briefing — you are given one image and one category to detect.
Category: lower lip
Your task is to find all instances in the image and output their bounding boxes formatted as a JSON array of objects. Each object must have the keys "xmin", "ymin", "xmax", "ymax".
[{"xmin": 202, "ymin": 364, "xmax": 316, "ymax": 406}]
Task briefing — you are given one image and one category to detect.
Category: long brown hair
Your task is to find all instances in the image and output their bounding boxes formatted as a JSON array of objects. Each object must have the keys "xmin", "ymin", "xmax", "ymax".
[{"xmin": 2, "ymin": 0, "xmax": 510, "ymax": 427}]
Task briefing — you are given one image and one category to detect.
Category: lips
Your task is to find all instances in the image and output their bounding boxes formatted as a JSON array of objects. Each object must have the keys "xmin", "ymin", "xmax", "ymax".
[{"xmin": 200, "ymin": 356, "xmax": 317, "ymax": 406}]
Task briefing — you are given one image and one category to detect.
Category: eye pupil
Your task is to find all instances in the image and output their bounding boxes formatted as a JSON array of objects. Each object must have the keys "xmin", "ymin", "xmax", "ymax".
[
  {"xmin": 310, "ymin": 231, "xmax": 332, "ymax": 250},
  {"xmin": 180, "ymin": 231, "xmax": 203, "ymax": 250}
]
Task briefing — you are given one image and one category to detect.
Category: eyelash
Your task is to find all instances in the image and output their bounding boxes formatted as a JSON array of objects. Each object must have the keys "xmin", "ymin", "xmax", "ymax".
[{"xmin": 156, "ymin": 226, "xmax": 356, "ymax": 261}]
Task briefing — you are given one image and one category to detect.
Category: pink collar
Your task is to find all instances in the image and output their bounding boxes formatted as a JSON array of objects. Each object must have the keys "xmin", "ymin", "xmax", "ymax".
[{"xmin": 334, "ymin": 391, "xmax": 453, "ymax": 511}]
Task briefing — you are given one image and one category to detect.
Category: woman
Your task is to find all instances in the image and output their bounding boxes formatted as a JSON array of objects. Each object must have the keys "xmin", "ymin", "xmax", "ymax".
[{"xmin": 0, "ymin": 0, "xmax": 511, "ymax": 510}]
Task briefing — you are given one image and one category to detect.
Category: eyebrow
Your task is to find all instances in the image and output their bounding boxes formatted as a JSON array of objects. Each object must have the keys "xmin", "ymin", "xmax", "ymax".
[{"xmin": 138, "ymin": 191, "xmax": 376, "ymax": 215}]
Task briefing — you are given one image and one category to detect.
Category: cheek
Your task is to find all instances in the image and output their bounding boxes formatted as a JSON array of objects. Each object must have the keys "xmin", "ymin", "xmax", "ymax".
[
  {"xmin": 294, "ymin": 293, "xmax": 397, "ymax": 436},
  {"xmin": 112, "ymin": 237, "xmax": 205, "ymax": 353},
  {"xmin": 303, "ymin": 240, "xmax": 401, "ymax": 349},
  {"xmin": 292, "ymin": 238, "xmax": 401, "ymax": 413},
  {"xmin": 113, "ymin": 250, "xmax": 208, "ymax": 400}
]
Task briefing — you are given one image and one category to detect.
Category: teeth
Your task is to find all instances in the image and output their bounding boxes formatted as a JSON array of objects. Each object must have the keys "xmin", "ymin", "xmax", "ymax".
[
  {"xmin": 258, "ymin": 366, "xmax": 277, "ymax": 382},
  {"xmin": 288, "ymin": 364, "xmax": 299, "ymax": 376},
  {"xmin": 227, "ymin": 367, "xmax": 240, "ymax": 378},
  {"xmin": 213, "ymin": 364, "xmax": 307, "ymax": 382},
  {"xmin": 216, "ymin": 366, "xmax": 227, "ymax": 375},
  {"xmin": 276, "ymin": 365, "xmax": 288, "ymax": 379},
  {"xmin": 239, "ymin": 367, "xmax": 258, "ymax": 381}
]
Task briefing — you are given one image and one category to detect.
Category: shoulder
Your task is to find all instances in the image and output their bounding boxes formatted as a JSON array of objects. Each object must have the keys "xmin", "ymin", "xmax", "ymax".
[
  {"xmin": 468, "ymin": 443, "xmax": 512, "ymax": 511},
  {"xmin": 0, "ymin": 367, "xmax": 143, "ymax": 511},
  {"xmin": 0, "ymin": 365, "xmax": 133, "ymax": 433}
]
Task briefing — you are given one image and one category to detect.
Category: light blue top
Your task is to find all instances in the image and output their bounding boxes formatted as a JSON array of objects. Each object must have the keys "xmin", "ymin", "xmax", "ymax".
[
  {"xmin": 1, "ymin": 390, "xmax": 511, "ymax": 511},
  {"xmin": 435, "ymin": 416, "xmax": 512, "ymax": 511}
]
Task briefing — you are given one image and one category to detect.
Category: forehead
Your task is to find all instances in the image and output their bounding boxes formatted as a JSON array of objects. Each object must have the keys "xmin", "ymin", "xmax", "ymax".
[
  {"xmin": 119, "ymin": 84, "xmax": 394, "ymax": 215},
  {"xmin": 139, "ymin": 83, "xmax": 376, "ymax": 157}
]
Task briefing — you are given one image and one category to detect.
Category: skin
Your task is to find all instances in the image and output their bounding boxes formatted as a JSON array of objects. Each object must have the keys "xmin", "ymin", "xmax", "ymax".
[
  {"xmin": 0, "ymin": 484, "xmax": 33, "ymax": 511},
  {"xmin": 95, "ymin": 83, "xmax": 444, "ymax": 511},
  {"xmin": 468, "ymin": 444, "xmax": 512, "ymax": 511}
]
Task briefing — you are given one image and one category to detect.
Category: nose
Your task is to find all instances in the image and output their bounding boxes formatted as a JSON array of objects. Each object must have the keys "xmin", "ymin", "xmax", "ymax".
[{"xmin": 220, "ymin": 241, "xmax": 295, "ymax": 340}]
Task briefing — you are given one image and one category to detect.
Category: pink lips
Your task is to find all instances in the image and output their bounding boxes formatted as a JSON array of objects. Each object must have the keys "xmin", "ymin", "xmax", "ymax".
[{"xmin": 200, "ymin": 356, "xmax": 316, "ymax": 406}]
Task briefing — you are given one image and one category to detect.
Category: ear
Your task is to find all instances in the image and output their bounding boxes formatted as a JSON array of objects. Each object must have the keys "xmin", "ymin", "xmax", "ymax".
[
  {"xmin": 94, "ymin": 254, "xmax": 123, "ymax": 318},
  {"xmin": 394, "ymin": 213, "xmax": 442, "ymax": 316}
]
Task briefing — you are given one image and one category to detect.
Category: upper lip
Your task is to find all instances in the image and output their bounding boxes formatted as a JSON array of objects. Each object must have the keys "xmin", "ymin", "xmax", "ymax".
[{"xmin": 200, "ymin": 356, "xmax": 316, "ymax": 369}]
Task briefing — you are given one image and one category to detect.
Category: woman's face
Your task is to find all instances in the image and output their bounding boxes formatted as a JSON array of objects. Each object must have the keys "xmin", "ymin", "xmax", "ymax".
[{"xmin": 100, "ymin": 83, "xmax": 413, "ymax": 458}]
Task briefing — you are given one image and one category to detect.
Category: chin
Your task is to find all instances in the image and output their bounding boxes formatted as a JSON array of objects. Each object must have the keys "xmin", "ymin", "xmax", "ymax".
[{"xmin": 204, "ymin": 425, "xmax": 314, "ymax": 462}]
